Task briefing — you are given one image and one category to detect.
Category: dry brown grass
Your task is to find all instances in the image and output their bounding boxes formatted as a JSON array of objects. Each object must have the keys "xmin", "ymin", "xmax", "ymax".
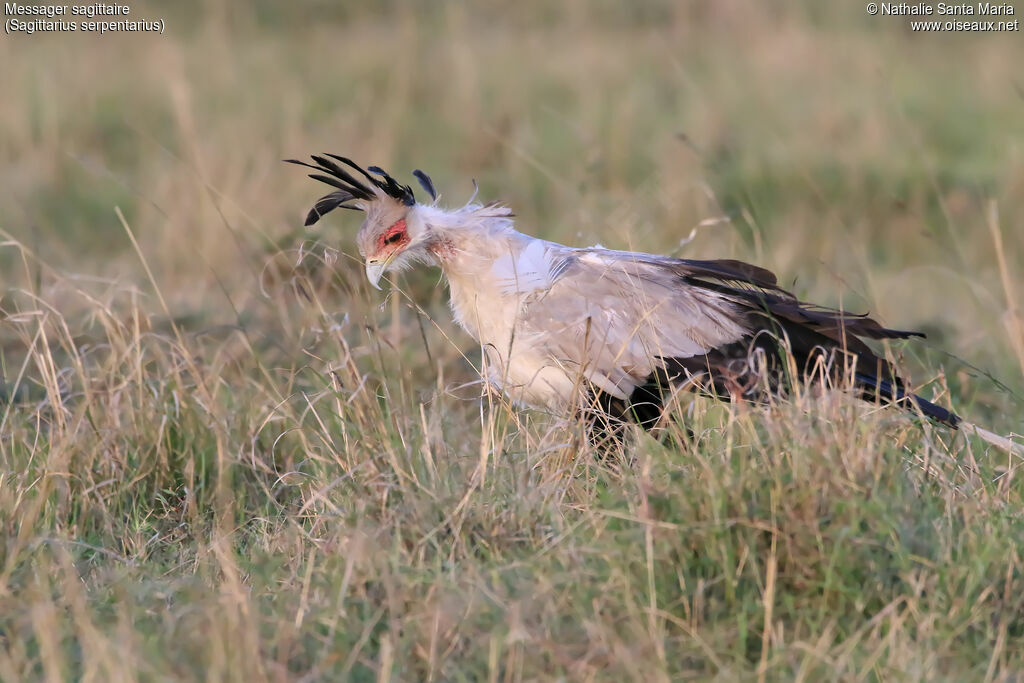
[{"xmin": 1, "ymin": 2, "xmax": 1023, "ymax": 680}]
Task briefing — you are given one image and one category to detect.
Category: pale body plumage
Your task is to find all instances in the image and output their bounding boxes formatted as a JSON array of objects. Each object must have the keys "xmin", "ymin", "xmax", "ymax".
[
  {"xmin": 287, "ymin": 153, "xmax": 964, "ymax": 442},
  {"xmin": 423, "ymin": 206, "xmax": 749, "ymax": 409}
]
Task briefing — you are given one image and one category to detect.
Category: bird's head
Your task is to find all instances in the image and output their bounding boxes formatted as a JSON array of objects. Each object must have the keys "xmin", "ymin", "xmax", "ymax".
[{"xmin": 286, "ymin": 154, "xmax": 439, "ymax": 289}]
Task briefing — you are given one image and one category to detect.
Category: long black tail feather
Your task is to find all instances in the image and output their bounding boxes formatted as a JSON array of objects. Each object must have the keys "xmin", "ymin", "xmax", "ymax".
[{"xmin": 853, "ymin": 373, "xmax": 960, "ymax": 428}]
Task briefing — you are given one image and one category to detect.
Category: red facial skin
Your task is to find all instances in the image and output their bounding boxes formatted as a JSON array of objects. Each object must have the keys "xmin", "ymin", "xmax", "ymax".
[{"xmin": 375, "ymin": 219, "xmax": 410, "ymax": 259}]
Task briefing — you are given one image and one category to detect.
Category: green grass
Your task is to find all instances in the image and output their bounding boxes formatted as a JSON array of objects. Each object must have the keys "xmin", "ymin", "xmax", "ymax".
[{"xmin": 2, "ymin": 2, "xmax": 1023, "ymax": 680}]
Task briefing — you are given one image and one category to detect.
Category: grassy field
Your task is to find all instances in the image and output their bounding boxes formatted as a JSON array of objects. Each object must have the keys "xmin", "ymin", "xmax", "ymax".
[{"xmin": 2, "ymin": 2, "xmax": 1024, "ymax": 679}]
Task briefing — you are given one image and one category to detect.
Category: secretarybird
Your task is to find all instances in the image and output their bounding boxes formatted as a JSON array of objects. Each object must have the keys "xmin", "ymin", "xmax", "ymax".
[{"xmin": 287, "ymin": 154, "xmax": 1019, "ymax": 452}]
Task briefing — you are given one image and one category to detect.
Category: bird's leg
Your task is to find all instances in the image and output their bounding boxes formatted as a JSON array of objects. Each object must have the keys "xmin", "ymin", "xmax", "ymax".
[{"xmin": 580, "ymin": 390, "xmax": 630, "ymax": 457}]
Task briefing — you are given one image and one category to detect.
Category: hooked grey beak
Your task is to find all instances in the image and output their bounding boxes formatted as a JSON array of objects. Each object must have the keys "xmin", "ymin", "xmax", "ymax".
[{"xmin": 365, "ymin": 261, "xmax": 385, "ymax": 290}]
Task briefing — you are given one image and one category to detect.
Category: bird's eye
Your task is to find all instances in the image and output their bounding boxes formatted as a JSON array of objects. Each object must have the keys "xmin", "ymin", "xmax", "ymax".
[{"xmin": 385, "ymin": 232, "xmax": 404, "ymax": 245}]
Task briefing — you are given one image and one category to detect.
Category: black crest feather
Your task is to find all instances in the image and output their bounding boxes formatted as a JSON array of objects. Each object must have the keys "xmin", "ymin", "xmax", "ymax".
[
  {"xmin": 412, "ymin": 169, "xmax": 437, "ymax": 200},
  {"xmin": 367, "ymin": 166, "xmax": 416, "ymax": 206},
  {"xmin": 285, "ymin": 154, "xmax": 419, "ymax": 225}
]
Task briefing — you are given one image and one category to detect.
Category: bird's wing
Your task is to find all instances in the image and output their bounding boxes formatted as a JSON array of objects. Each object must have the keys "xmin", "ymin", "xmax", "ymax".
[
  {"xmin": 508, "ymin": 244, "xmax": 920, "ymax": 402},
  {"xmin": 507, "ymin": 247, "xmax": 754, "ymax": 398}
]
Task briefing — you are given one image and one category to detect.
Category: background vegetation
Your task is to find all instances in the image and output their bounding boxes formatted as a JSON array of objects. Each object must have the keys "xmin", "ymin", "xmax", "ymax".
[{"xmin": 2, "ymin": 1, "xmax": 1023, "ymax": 679}]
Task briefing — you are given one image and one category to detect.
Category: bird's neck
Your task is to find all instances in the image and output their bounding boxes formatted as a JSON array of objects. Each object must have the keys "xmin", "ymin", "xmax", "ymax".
[
  {"xmin": 416, "ymin": 203, "xmax": 520, "ymax": 273},
  {"xmin": 415, "ymin": 204, "xmax": 529, "ymax": 342}
]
